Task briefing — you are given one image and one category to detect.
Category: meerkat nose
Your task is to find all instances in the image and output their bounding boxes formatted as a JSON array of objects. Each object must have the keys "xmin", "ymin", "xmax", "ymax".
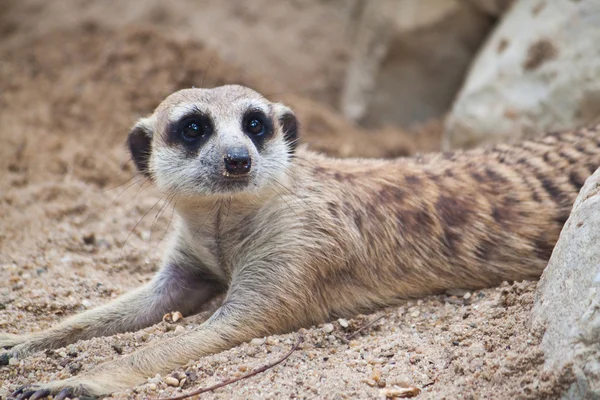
[{"xmin": 224, "ymin": 148, "xmax": 252, "ymax": 176}]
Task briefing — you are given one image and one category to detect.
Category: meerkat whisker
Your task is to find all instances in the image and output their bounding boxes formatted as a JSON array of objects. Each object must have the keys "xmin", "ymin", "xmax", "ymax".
[{"xmin": 119, "ymin": 193, "xmax": 167, "ymax": 258}]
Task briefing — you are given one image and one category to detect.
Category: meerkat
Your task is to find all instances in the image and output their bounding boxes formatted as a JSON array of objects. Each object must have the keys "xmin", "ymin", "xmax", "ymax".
[{"xmin": 3, "ymin": 85, "xmax": 600, "ymax": 399}]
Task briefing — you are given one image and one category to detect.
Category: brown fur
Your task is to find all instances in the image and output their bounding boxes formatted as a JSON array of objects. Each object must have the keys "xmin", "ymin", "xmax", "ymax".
[{"xmin": 3, "ymin": 86, "xmax": 600, "ymax": 398}]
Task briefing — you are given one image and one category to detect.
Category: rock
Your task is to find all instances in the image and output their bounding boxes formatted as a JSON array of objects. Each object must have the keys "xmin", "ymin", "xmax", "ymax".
[
  {"xmin": 174, "ymin": 325, "xmax": 185, "ymax": 334},
  {"xmin": 444, "ymin": 0, "xmax": 600, "ymax": 149},
  {"xmin": 531, "ymin": 167, "xmax": 600, "ymax": 398},
  {"xmin": 250, "ymin": 337, "xmax": 266, "ymax": 346},
  {"xmin": 340, "ymin": 0, "xmax": 511, "ymax": 128},
  {"xmin": 163, "ymin": 376, "xmax": 180, "ymax": 387},
  {"xmin": 338, "ymin": 318, "xmax": 349, "ymax": 328},
  {"xmin": 323, "ymin": 323, "xmax": 335, "ymax": 333},
  {"xmin": 379, "ymin": 386, "xmax": 421, "ymax": 398}
]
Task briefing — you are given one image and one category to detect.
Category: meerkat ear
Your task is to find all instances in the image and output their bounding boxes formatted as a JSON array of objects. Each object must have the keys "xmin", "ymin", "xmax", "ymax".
[
  {"xmin": 274, "ymin": 104, "xmax": 299, "ymax": 153},
  {"xmin": 127, "ymin": 117, "xmax": 154, "ymax": 177}
]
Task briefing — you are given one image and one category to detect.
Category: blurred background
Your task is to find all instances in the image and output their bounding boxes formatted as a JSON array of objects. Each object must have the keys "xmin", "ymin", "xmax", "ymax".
[{"xmin": 3, "ymin": 0, "xmax": 600, "ymax": 162}]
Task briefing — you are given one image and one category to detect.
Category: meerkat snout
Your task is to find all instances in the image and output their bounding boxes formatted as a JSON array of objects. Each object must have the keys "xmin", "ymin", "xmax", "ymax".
[{"xmin": 223, "ymin": 147, "xmax": 252, "ymax": 176}]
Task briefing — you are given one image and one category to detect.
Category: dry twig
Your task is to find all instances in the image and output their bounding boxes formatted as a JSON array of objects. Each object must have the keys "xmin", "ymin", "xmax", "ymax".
[
  {"xmin": 346, "ymin": 315, "xmax": 385, "ymax": 340},
  {"xmin": 163, "ymin": 335, "xmax": 304, "ymax": 400}
]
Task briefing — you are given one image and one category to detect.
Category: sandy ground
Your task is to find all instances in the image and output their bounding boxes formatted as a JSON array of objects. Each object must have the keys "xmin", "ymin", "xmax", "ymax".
[{"xmin": 0, "ymin": 1, "xmax": 571, "ymax": 399}]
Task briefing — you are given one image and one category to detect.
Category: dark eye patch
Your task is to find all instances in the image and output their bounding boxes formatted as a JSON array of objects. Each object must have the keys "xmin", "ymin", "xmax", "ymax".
[
  {"xmin": 242, "ymin": 109, "xmax": 273, "ymax": 151},
  {"xmin": 166, "ymin": 112, "xmax": 214, "ymax": 154}
]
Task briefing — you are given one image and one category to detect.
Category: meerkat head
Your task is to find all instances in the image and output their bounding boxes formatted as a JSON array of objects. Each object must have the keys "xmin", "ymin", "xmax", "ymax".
[{"xmin": 127, "ymin": 85, "xmax": 298, "ymax": 197}]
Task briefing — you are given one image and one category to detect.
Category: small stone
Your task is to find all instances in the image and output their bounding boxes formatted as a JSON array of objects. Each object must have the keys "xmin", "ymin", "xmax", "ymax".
[
  {"xmin": 8, "ymin": 357, "xmax": 19, "ymax": 366},
  {"xmin": 410, "ymin": 310, "xmax": 420, "ymax": 318},
  {"xmin": 338, "ymin": 318, "xmax": 349, "ymax": 328},
  {"xmin": 178, "ymin": 378, "xmax": 186, "ymax": 387},
  {"xmin": 463, "ymin": 292, "xmax": 472, "ymax": 300},
  {"xmin": 174, "ymin": 325, "xmax": 185, "ymax": 334},
  {"xmin": 82, "ymin": 233, "xmax": 96, "ymax": 245},
  {"xmin": 112, "ymin": 344, "xmax": 123, "ymax": 354},
  {"xmin": 81, "ymin": 299, "xmax": 92, "ymax": 308},
  {"xmin": 364, "ymin": 379, "xmax": 377, "ymax": 387},
  {"xmin": 164, "ymin": 376, "xmax": 179, "ymax": 387},
  {"xmin": 67, "ymin": 345, "xmax": 78, "ymax": 357},
  {"xmin": 69, "ymin": 362, "xmax": 82, "ymax": 373},
  {"xmin": 148, "ymin": 383, "xmax": 157, "ymax": 391},
  {"xmin": 186, "ymin": 372, "xmax": 198, "ymax": 382},
  {"xmin": 250, "ymin": 337, "xmax": 265, "ymax": 346},
  {"xmin": 323, "ymin": 323, "xmax": 334, "ymax": 333},
  {"xmin": 389, "ymin": 377, "xmax": 411, "ymax": 388},
  {"xmin": 380, "ymin": 386, "xmax": 421, "ymax": 398},
  {"xmin": 371, "ymin": 368, "xmax": 382, "ymax": 382}
]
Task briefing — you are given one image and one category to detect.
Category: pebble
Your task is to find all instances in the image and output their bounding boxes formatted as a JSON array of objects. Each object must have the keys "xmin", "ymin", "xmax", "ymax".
[
  {"xmin": 8, "ymin": 357, "xmax": 19, "ymax": 366},
  {"xmin": 338, "ymin": 318, "xmax": 349, "ymax": 328},
  {"xmin": 380, "ymin": 386, "xmax": 421, "ymax": 398},
  {"xmin": 250, "ymin": 337, "xmax": 266, "ymax": 346},
  {"xmin": 364, "ymin": 378, "xmax": 377, "ymax": 387},
  {"xmin": 388, "ymin": 376, "xmax": 411, "ymax": 388},
  {"xmin": 164, "ymin": 376, "xmax": 180, "ymax": 387},
  {"xmin": 463, "ymin": 292, "xmax": 472, "ymax": 300},
  {"xmin": 174, "ymin": 325, "xmax": 185, "ymax": 334},
  {"xmin": 410, "ymin": 310, "xmax": 420, "ymax": 318},
  {"xmin": 147, "ymin": 383, "xmax": 157, "ymax": 391},
  {"xmin": 81, "ymin": 299, "xmax": 92, "ymax": 308},
  {"xmin": 323, "ymin": 323, "xmax": 334, "ymax": 333}
]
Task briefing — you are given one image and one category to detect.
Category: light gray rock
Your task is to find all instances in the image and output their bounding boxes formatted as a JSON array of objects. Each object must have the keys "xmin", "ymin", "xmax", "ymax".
[
  {"xmin": 531, "ymin": 167, "xmax": 600, "ymax": 399},
  {"xmin": 444, "ymin": 0, "xmax": 600, "ymax": 150},
  {"xmin": 339, "ymin": 0, "xmax": 510, "ymax": 128}
]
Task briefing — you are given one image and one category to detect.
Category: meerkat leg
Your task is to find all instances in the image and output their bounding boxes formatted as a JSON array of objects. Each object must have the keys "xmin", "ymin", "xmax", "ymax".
[
  {"xmin": 11, "ymin": 270, "xmax": 317, "ymax": 398},
  {"xmin": 0, "ymin": 263, "xmax": 222, "ymax": 361}
]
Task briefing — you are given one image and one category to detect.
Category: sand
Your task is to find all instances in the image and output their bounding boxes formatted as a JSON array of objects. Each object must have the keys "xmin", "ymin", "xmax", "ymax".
[{"xmin": 0, "ymin": 1, "xmax": 570, "ymax": 399}]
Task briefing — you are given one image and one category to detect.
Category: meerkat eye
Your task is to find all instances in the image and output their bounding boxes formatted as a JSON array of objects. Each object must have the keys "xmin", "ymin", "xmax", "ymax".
[
  {"xmin": 179, "ymin": 117, "xmax": 212, "ymax": 142},
  {"xmin": 244, "ymin": 114, "xmax": 265, "ymax": 136}
]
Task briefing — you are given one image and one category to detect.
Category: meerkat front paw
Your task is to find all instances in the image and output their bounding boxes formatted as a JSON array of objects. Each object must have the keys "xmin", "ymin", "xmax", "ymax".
[
  {"xmin": 0, "ymin": 333, "xmax": 27, "ymax": 349},
  {"xmin": 10, "ymin": 377, "xmax": 108, "ymax": 400},
  {"xmin": 0, "ymin": 333, "xmax": 32, "ymax": 365}
]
